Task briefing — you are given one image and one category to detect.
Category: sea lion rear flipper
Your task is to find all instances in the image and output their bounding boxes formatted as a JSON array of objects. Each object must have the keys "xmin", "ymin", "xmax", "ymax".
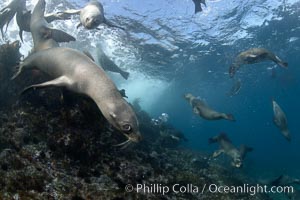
[
  {"xmin": 21, "ymin": 76, "xmax": 72, "ymax": 95},
  {"xmin": 50, "ymin": 28, "xmax": 76, "ymax": 42},
  {"xmin": 225, "ymin": 113, "xmax": 235, "ymax": 121},
  {"xmin": 192, "ymin": 0, "xmax": 203, "ymax": 14}
]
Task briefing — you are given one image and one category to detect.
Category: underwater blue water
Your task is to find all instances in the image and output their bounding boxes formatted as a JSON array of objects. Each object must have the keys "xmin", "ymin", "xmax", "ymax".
[{"xmin": 1, "ymin": 0, "xmax": 299, "ymax": 182}]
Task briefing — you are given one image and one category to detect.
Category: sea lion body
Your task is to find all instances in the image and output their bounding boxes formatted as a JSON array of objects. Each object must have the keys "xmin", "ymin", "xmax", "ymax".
[
  {"xmin": 229, "ymin": 48, "xmax": 288, "ymax": 77},
  {"xmin": 209, "ymin": 133, "xmax": 252, "ymax": 168},
  {"xmin": 97, "ymin": 47, "xmax": 130, "ymax": 80},
  {"xmin": 30, "ymin": 0, "xmax": 75, "ymax": 52},
  {"xmin": 184, "ymin": 93, "xmax": 235, "ymax": 121},
  {"xmin": 13, "ymin": 47, "xmax": 141, "ymax": 143},
  {"xmin": 272, "ymin": 99, "xmax": 290, "ymax": 141}
]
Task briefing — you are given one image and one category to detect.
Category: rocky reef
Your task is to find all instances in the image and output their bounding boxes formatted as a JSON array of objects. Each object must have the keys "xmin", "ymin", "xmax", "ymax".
[{"xmin": 0, "ymin": 41, "xmax": 272, "ymax": 199}]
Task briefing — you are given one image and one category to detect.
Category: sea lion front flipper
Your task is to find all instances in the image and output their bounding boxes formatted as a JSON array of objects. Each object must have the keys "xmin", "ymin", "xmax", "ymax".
[
  {"xmin": 212, "ymin": 149, "xmax": 224, "ymax": 158},
  {"xmin": 50, "ymin": 28, "xmax": 76, "ymax": 42},
  {"xmin": 193, "ymin": 107, "xmax": 200, "ymax": 114},
  {"xmin": 19, "ymin": 30, "xmax": 24, "ymax": 42},
  {"xmin": 21, "ymin": 76, "xmax": 72, "ymax": 95},
  {"xmin": 76, "ymin": 23, "xmax": 82, "ymax": 29},
  {"xmin": 120, "ymin": 70, "xmax": 130, "ymax": 80},
  {"xmin": 44, "ymin": 12, "xmax": 71, "ymax": 23},
  {"xmin": 58, "ymin": 9, "xmax": 81, "ymax": 15}
]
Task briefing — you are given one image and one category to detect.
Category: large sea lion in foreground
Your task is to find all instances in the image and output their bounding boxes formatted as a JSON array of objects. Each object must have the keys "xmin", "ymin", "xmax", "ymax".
[
  {"xmin": 192, "ymin": 0, "xmax": 206, "ymax": 13},
  {"xmin": 97, "ymin": 47, "xmax": 130, "ymax": 80},
  {"xmin": 209, "ymin": 133, "xmax": 253, "ymax": 168},
  {"xmin": 12, "ymin": 47, "xmax": 141, "ymax": 146},
  {"xmin": 272, "ymin": 99, "xmax": 291, "ymax": 141},
  {"xmin": 59, "ymin": 0, "xmax": 124, "ymax": 30},
  {"xmin": 229, "ymin": 48, "xmax": 288, "ymax": 78},
  {"xmin": 184, "ymin": 93, "xmax": 235, "ymax": 121},
  {"xmin": 30, "ymin": 0, "xmax": 75, "ymax": 52}
]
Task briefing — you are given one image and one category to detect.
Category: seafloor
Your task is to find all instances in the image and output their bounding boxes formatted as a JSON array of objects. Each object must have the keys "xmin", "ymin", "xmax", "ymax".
[{"xmin": 0, "ymin": 41, "xmax": 273, "ymax": 200}]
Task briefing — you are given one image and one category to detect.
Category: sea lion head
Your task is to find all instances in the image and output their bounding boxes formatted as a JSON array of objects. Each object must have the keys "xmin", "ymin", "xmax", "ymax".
[
  {"xmin": 231, "ymin": 155, "xmax": 242, "ymax": 168},
  {"xmin": 184, "ymin": 93, "xmax": 193, "ymax": 100},
  {"xmin": 81, "ymin": 3, "xmax": 104, "ymax": 29},
  {"xmin": 109, "ymin": 103, "xmax": 142, "ymax": 147},
  {"xmin": 83, "ymin": 14, "xmax": 103, "ymax": 29}
]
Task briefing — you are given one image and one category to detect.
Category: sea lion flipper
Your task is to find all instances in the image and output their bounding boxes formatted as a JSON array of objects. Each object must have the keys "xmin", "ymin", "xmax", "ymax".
[
  {"xmin": 21, "ymin": 76, "xmax": 72, "ymax": 95},
  {"xmin": 212, "ymin": 149, "xmax": 224, "ymax": 158},
  {"xmin": 50, "ymin": 28, "xmax": 76, "ymax": 43},
  {"xmin": 19, "ymin": 30, "xmax": 24, "ymax": 43},
  {"xmin": 120, "ymin": 71, "xmax": 129, "ymax": 80},
  {"xmin": 76, "ymin": 23, "xmax": 82, "ymax": 29},
  {"xmin": 83, "ymin": 50, "xmax": 95, "ymax": 61},
  {"xmin": 193, "ymin": 107, "xmax": 199, "ymax": 114},
  {"xmin": 58, "ymin": 9, "xmax": 81, "ymax": 15},
  {"xmin": 45, "ymin": 12, "xmax": 71, "ymax": 23},
  {"xmin": 104, "ymin": 18, "xmax": 125, "ymax": 31},
  {"xmin": 192, "ymin": 0, "xmax": 203, "ymax": 14}
]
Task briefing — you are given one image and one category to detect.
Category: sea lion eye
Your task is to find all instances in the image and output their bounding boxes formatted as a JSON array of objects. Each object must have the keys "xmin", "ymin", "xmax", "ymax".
[{"xmin": 122, "ymin": 124, "xmax": 132, "ymax": 134}]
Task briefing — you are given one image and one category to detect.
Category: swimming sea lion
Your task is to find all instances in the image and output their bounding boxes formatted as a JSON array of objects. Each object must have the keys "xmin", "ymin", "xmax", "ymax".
[
  {"xmin": 209, "ymin": 133, "xmax": 253, "ymax": 168},
  {"xmin": 192, "ymin": 0, "xmax": 206, "ymax": 13},
  {"xmin": 30, "ymin": 0, "xmax": 75, "ymax": 52},
  {"xmin": 0, "ymin": 0, "xmax": 23, "ymax": 37},
  {"xmin": 270, "ymin": 175, "xmax": 300, "ymax": 187},
  {"xmin": 184, "ymin": 93, "xmax": 235, "ymax": 121},
  {"xmin": 272, "ymin": 99, "xmax": 291, "ymax": 141},
  {"xmin": 12, "ymin": 47, "xmax": 141, "ymax": 145},
  {"xmin": 59, "ymin": 0, "xmax": 124, "ymax": 30},
  {"xmin": 229, "ymin": 48, "xmax": 288, "ymax": 78},
  {"xmin": 97, "ymin": 47, "xmax": 130, "ymax": 80}
]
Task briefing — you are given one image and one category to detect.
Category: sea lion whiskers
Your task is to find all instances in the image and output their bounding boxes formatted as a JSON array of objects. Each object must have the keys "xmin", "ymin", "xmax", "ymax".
[{"xmin": 113, "ymin": 139, "xmax": 132, "ymax": 149}]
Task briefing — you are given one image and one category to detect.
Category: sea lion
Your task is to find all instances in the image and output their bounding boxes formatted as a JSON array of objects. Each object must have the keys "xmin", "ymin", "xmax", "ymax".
[
  {"xmin": 270, "ymin": 175, "xmax": 300, "ymax": 187},
  {"xmin": 192, "ymin": 0, "xmax": 206, "ymax": 13},
  {"xmin": 209, "ymin": 133, "xmax": 253, "ymax": 168},
  {"xmin": 272, "ymin": 99, "xmax": 291, "ymax": 141},
  {"xmin": 97, "ymin": 47, "xmax": 130, "ymax": 80},
  {"xmin": 59, "ymin": 0, "xmax": 124, "ymax": 30},
  {"xmin": 12, "ymin": 47, "xmax": 141, "ymax": 145},
  {"xmin": 30, "ymin": 0, "xmax": 75, "ymax": 52},
  {"xmin": 229, "ymin": 48, "xmax": 288, "ymax": 78},
  {"xmin": 184, "ymin": 93, "xmax": 235, "ymax": 121},
  {"xmin": 0, "ymin": 0, "xmax": 23, "ymax": 37}
]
